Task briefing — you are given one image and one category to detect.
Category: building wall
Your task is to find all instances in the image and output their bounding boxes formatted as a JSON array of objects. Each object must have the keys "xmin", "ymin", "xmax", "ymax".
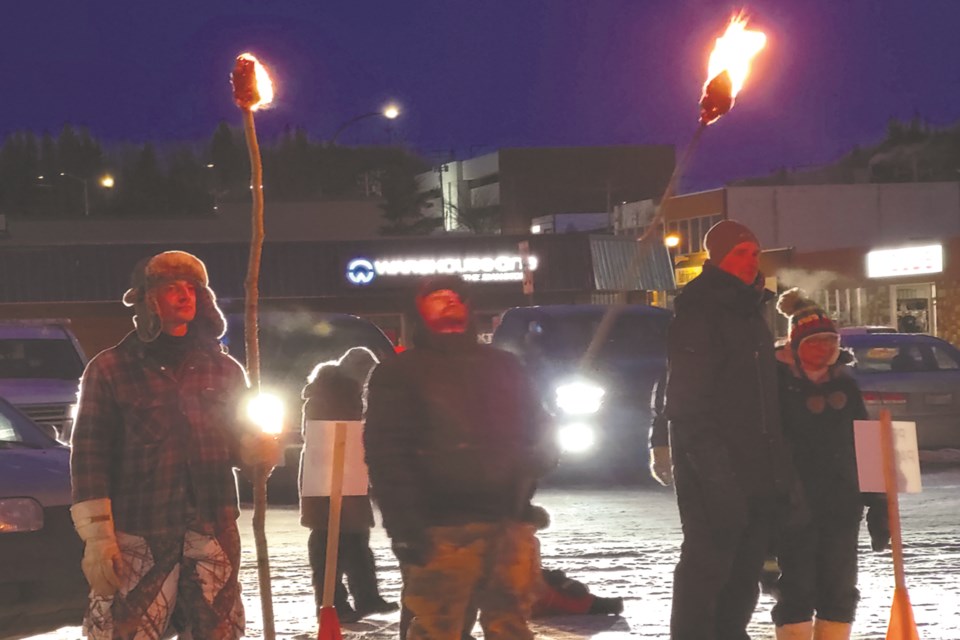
[
  {"xmin": 0, "ymin": 200, "xmax": 387, "ymax": 246},
  {"xmin": 726, "ymin": 182, "xmax": 960, "ymax": 251},
  {"xmin": 497, "ymin": 145, "xmax": 675, "ymax": 234}
]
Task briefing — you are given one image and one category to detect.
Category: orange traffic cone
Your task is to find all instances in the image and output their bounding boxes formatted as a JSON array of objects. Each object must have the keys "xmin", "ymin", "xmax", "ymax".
[{"xmin": 318, "ymin": 422, "xmax": 348, "ymax": 640}]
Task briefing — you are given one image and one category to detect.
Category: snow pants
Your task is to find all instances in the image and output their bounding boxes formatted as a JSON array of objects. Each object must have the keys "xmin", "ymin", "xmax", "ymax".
[
  {"xmin": 772, "ymin": 520, "xmax": 861, "ymax": 625},
  {"xmin": 83, "ymin": 525, "xmax": 244, "ymax": 640},
  {"xmin": 307, "ymin": 528, "xmax": 384, "ymax": 613},
  {"xmin": 671, "ymin": 474, "xmax": 778, "ymax": 640},
  {"xmin": 400, "ymin": 521, "xmax": 539, "ymax": 640}
]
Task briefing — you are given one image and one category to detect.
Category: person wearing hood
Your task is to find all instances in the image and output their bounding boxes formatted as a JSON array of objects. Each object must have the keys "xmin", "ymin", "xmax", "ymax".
[
  {"xmin": 299, "ymin": 346, "xmax": 397, "ymax": 623},
  {"xmin": 664, "ymin": 220, "xmax": 800, "ymax": 640},
  {"xmin": 364, "ymin": 275, "xmax": 557, "ymax": 640},
  {"xmin": 69, "ymin": 251, "xmax": 280, "ymax": 639},
  {"xmin": 771, "ymin": 290, "xmax": 889, "ymax": 640}
]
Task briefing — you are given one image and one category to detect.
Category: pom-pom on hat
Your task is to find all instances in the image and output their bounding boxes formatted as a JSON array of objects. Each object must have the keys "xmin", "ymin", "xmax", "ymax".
[{"xmin": 777, "ymin": 288, "xmax": 837, "ymax": 350}]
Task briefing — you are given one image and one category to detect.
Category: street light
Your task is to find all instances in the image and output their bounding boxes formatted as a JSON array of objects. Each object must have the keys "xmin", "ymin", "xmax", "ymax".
[
  {"xmin": 48, "ymin": 172, "xmax": 115, "ymax": 217},
  {"xmin": 330, "ymin": 103, "xmax": 401, "ymax": 144}
]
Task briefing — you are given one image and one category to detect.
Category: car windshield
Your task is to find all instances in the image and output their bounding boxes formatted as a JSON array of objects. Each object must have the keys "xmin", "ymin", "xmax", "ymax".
[
  {"xmin": 849, "ymin": 338, "xmax": 960, "ymax": 374},
  {"xmin": 497, "ymin": 310, "xmax": 667, "ymax": 361},
  {"xmin": 223, "ymin": 313, "xmax": 395, "ymax": 386},
  {"xmin": 0, "ymin": 339, "xmax": 85, "ymax": 380}
]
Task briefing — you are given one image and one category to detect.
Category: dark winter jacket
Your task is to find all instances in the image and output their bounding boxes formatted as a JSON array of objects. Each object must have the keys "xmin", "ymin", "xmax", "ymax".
[
  {"xmin": 776, "ymin": 348, "xmax": 886, "ymax": 526},
  {"xmin": 363, "ymin": 327, "xmax": 556, "ymax": 541},
  {"xmin": 665, "ymin": 263, "xmax": 795, "ymax": 503},
  {"xmin": 299, "ymin": 365, "xmax": 375, "ymax": 532}
]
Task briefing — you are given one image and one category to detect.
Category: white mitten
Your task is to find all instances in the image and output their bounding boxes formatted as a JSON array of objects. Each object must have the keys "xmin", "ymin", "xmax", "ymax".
[{"xmin": 71, "ymin": 498, "xmax": 122, "ymax": 597}]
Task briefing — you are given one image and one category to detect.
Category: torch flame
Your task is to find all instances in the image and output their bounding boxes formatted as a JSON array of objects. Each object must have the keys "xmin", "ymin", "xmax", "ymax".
[
  {"xmin": 699, "ymin": 13, "xmax": 766, "ymax": 125},
  {"xmin": 232, "ymin": 52, "xmax": 275, "ymax": 111}
]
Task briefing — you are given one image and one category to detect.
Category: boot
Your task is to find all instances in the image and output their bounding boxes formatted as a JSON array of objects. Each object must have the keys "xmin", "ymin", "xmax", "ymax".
[
  {"xmin": 588, "ymin": 596, "xmax": 624, "ymax": 615},
  {"xmin": 775, "ymin": 621, "xmax": 813, "ymax": 640},
  {"xmin": 814, "ymin": 618, "xmax": 852, "ymax": 640}
]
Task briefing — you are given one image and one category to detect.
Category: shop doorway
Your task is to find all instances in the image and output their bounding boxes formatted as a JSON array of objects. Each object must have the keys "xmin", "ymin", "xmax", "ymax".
[{"xmin": 891, "ymin": 283, "xmax": 935, "ymax": 334}]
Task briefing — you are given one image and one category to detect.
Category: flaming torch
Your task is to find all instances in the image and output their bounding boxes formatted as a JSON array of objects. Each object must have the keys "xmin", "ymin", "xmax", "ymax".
[
  {"xmin": 230, "ymin": 51, "xmax": 277, "ymax": 640},
  {"xmin": 582, "ymin": 12, "xmax": 766, "ymax": 368},
  {"xmin": 700, "ymin": 12, "xmax": 766, "ymax": 126}
]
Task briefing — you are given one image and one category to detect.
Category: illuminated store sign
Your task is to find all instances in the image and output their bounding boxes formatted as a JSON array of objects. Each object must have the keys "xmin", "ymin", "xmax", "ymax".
[
  {"xmin": 346, "ymin": 254, "xmax": 538, "ymax": 286},
  {"xmin": 866, "ymin": 244, "xmax": 943, "ymax": 279}
]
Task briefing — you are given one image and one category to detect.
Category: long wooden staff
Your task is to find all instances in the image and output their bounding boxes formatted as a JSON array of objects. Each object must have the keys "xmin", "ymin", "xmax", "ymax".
[{"xmin": 232, "ymin": 52, "xmax": 276, "ymax": 640}]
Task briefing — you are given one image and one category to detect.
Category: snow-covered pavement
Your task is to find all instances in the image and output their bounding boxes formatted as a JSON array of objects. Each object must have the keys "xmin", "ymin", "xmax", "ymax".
[{"xmin": 28, "ymin": 466, "xmax": 960, "ymax": 639}]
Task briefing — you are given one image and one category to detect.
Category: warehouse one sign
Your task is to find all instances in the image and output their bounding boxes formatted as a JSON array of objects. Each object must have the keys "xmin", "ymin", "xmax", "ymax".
[{"xmin": 346, "ymin": 254, "xmax": 538, "ymax": 286}]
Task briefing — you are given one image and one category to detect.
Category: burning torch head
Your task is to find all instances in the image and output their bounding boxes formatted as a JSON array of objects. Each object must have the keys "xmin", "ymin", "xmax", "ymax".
[
  {"xmin": 231, "ymin": 53, "xmax": 274, "ymax": 111},
  {"xmin": 698, "ymin": 13, "xmax": 766, "ymax": 126}
]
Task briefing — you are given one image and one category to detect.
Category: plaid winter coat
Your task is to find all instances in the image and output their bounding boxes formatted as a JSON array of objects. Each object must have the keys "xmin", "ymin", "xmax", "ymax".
[{"xmin": 71, "ymin": 331, "xmax": 252, "ymax": 538}]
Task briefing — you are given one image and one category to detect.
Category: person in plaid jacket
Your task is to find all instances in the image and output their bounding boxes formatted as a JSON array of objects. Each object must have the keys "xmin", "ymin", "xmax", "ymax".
[{"xmin": 69, "ymin": 250, "xmax": 278, "ymax": 640}]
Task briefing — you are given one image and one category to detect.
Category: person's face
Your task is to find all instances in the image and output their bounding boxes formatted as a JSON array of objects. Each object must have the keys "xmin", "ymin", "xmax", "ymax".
[
  {"xmin": 417, "ymin": 289, "xmax": 469, "ymax": 334},
  {"xmin": 797, "ymin": 333, "xmax": 840, "ymax": 370},
  {"xmin": 717, "ymin": 241, "xmax": 761, "ymax": 285},
  {"xmin": 153, "ymin": 279, "xmax": 197, "ymax": 336}
]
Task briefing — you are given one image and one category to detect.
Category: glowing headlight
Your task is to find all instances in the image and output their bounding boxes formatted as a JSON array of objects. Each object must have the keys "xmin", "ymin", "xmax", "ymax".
[
  {"xmin": 555, "ymin": 381, "xmax": 605, "ymax": 415},
  {"xmin": 0, "ymin": 498, "xmax": 44, "ymax": 534},
  {"xmin": 557, "ymin": 423, "xmax": 596, "ymax": 454},
  {"xmin": 246, "ymin": 392, "xmax": 285, "ymax": 435}
]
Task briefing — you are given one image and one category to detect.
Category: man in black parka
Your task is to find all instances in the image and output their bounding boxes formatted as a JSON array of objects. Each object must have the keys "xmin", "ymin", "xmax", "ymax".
[
  {"xmin": 665, "ymin": 220, "xmax": 799, "ymax": 640},
  {"xmin": 364, "ymin": 275, "xmax": 556, "ymax": 640}
]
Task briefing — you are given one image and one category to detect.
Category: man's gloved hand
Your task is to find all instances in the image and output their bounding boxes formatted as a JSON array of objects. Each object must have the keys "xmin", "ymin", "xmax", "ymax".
[
  {"xmin": 391, "ymin": 532, "xmax": 432, "ymax": 567},
  {"xmin": 240, "ymin": 432, "xmax": 282, "ymax": 470},
  {"xmin": 866, "ymin": 500, "xmax": 890, "ymax": 552},
  {"xmin": 71, "ymin": 498, "xmax": 123, "ymax": 597},
  {"xmin": 649, "ymin": 446, "xmax": 673, "ymax": 487}
]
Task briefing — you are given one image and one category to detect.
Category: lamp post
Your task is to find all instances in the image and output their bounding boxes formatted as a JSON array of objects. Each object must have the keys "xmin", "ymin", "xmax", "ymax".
[
  {"xmin": 330, "ymin": 103, "xmax": 401, "ymax": 145},
  {"xmin": 38, "ymin": 172, "xmax": 114, "ymax": 217}
]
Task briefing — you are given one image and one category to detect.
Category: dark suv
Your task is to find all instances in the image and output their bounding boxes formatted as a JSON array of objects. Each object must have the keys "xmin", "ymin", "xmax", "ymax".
[
  {"xmin": 493, "ymin": 304, "xmax": 670, "ymax": 483},
  {"xmin": 223, "ymin": 310, "xmax": 395, "ymax": 502}
]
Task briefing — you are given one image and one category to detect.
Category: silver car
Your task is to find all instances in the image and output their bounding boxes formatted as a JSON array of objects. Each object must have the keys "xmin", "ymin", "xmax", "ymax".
[
  {"xmin": 0, "ymin": 395, "xmax": 86, "ymax": 638},
  {"xmin": 841, "ymin": 331, "xmax": 960, "ymax": 449}
]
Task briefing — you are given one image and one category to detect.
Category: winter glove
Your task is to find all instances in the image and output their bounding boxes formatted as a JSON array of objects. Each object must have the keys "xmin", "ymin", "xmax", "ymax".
[
  {"xmin": 865, "ymin": 494, "xmax": 890, "ymax": 552},
  {"xmin": 71, "ymin": 498, "xmax": 122, "ymax": 597},
  {"xmin": 391, "ymin": 531, "xmax": 432, "ymax": 567},
  {"xmin": 240, "ymin": 432, "xmax": 282, "ymax": 470},
  {"xmin": 649, "ymin": 446, "xmax": 673, "ymax": 487}
]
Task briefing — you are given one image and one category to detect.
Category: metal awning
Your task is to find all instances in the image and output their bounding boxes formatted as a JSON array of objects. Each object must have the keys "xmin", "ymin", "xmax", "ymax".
[{"xmin": 590, "ymin": 235, "xmax": 676, "ymax": 291}]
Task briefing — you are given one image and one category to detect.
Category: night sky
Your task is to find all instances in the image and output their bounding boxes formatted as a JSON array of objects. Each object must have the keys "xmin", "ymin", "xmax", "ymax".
[{"xmin": 3, "ymin": 1, "xmax": 959, "ymax": 190}]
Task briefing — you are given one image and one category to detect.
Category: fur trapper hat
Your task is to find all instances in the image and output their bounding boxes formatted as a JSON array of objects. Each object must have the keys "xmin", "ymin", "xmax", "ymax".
[
  {"xmin": 122, "ymin": 250, "xmax": 226, "ymax": 342},
  {"xmin": 777, "ymin": 287, "xmax": 837, "ymax": 351}
]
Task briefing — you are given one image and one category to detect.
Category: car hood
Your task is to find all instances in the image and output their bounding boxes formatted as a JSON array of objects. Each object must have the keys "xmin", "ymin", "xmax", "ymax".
[
  {"xmin": 0, "ymin": 378, "xmax": 80, "ymax": 406},
  {"xmin": 0, "ymin": 447, "xmax": 72, "ymax": 507},
  {"xmin": 538, "ymin": 355, "xmax": 665, "ymax": 398}
]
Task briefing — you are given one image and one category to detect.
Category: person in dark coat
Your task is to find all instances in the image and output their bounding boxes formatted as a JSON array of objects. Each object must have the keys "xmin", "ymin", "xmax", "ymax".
[
  {"xmin": 665, "ymin": 220, "xmax": 801, "ymax": 640},
  {"xmin": 365, "ymin": 275, "xmax": 557, "ymax": 640},
  {"xmin": 300, "ymin": 347, "xmax": 397, "ymax": 623},
  {"xmin": 771, "ymin": 290, "xmax": 889, "ymax": 640}
]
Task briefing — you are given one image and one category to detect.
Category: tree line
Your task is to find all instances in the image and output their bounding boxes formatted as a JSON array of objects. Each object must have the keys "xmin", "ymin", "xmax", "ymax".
[{"xmin": 0, "ymin": 123, "xmax": 437, "ymax": 234}]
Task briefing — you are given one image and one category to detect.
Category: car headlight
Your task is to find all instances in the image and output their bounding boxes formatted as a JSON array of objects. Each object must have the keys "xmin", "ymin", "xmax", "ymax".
[
  {"xmin": 555, "ymin": 381, "xmax": 605, "ymax": 415},
  {"xmin": 0, "ymin": 498, "xmax": 44, "ymax": 534},
  {"xmin": 246, "ymin": 392, "xmax": 286, "ymax": 435},
  {"xmin": 557, "ymin": 423, "xmax": 596, "ymax": 454}
]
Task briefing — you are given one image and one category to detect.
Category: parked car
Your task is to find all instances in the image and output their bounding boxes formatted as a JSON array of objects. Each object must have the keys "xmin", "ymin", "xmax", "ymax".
[
  {"xmin": 493, "ymin": 304, "xmax": 670, "ymax": 483},
  {"xmin": 0, "ymin": 321, "xmax": 88, "ymax": 442},
  {"xmin": 0, "ymin": 395, "xmax": 87, "ymax": 638},
  {"xmin": 223, "ymin": 310, "xmax": 396, "ymax": 502},
  {"xmin": 841, "ymin": 331, "xmax": 960, "ymax": 449}
]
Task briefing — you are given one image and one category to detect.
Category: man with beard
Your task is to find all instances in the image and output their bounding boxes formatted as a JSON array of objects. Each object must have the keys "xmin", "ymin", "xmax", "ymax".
[
  {"xmin": 364, "ymin": 275, "xmax": 556, "ymax": 640},
  {"xmin": 665, "ymin": 221, "xmax": 801, "ymax": 640}
]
